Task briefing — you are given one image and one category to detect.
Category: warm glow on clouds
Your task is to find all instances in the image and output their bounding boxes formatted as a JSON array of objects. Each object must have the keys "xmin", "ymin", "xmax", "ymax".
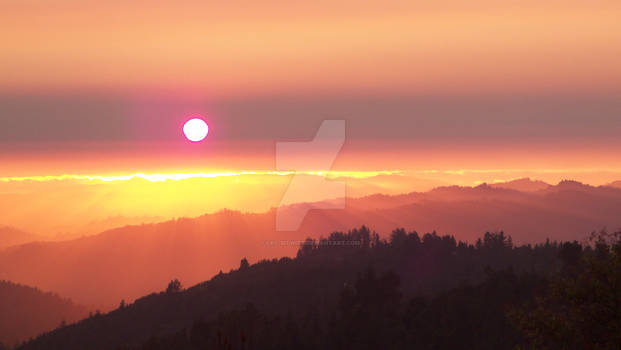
[
  {"xmin": 0, "ymin": 170, "xmax": 402, "ymax": 183},
  {"xmin": 2, "ymin": 166, "xmax": 621, "ymax": 238}
]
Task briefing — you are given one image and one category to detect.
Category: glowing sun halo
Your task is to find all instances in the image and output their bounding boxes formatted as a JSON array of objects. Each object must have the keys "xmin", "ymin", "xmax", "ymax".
[{"xmin": 183, "ymin": 118, "xmax": 209, "ymax": 142}]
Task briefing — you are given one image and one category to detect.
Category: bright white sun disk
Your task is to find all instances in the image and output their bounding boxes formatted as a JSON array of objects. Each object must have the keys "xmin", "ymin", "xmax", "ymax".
[{"xmin": 183, "ymin": 118, "xmax": 209, "ymax": 142}]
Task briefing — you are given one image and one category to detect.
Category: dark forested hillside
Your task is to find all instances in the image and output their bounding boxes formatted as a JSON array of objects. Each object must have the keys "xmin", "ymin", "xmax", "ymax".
[
  {"xmin": 0, "ymin": 281, "xmax": 88, "ymax": 348},
  {"xmin": 15, "ymin": 227, "xmax": 577, "ymax": 350},
  {"xmin": 116, "ymin": 268, "xmax": 546, "ymax": 350}
]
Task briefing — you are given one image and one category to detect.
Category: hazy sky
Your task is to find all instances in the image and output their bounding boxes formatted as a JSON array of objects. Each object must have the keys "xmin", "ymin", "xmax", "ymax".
[
  {"xmin": 1, "ymin": 1, "xmax": 620, "ymax": 96},
  {"xmin": 1, "ymin": 1, "xmax": 621, "ymax": 233},
  {"xmin": 1, "ymin": 1, "xmax": 619, "ymax": 167},
  {"xmin": 1, "ymin": 93, "xmax": 620, "ymax": 177}
]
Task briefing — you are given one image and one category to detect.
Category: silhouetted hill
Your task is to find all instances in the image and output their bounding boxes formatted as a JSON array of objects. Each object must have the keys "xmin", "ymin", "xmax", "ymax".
[
  {"xmin": 0, "ymin": 226, "xmax": 39, "ymax": 250},
  {"xmin": 606, "ymin": 180, "xmax": 621, "ymax": 189},
  {"xmin": 489, "ymin": 178, "xmax": 550, "ymax": 192},
  {"xmin": 301, "ymin": 180, "xmax": 621, "ymax": 242},
  {"xmin": 1, "ymin": 181, "xmax": 621, "ymax": 306},
  {"xmin": 0, "ymin": 211, "xmax": 283, "ymax": 306},
  {"xmin": 0, "ymin": 281, "xmax": 88, "ymax": 347},
  {"xmin": 15, "ymin": 228, "xmax": 562, "ymax": 350}
]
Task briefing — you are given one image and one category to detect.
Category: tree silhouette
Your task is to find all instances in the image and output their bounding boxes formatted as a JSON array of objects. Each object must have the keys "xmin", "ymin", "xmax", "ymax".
[
  {"xmin": 166, "ymin": 279, "xmax": 182, "ymax": 294},
  {"xmin": 512, "ymin": 231, "xmax": 621, "ymax": 349}
]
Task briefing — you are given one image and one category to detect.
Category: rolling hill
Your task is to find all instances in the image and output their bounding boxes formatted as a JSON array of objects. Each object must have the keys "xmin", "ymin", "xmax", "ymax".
[
  {"xmin": 0, "ymin": 226, "xmax": 39, "ymax": 251},
  {"xmin": 15, "ymin": 228, "xmax": 561, "ymax": 350},
  {"xmin": 489, "ymin": 177, "xmax": 550, "ymax": 192},
  {"xmin": 1, "ymin": 181, "xmax": 620, "ymax": 306},
  {"xmin": 0, "ymin": 280, "xmax": 88, "ymax": 347}
]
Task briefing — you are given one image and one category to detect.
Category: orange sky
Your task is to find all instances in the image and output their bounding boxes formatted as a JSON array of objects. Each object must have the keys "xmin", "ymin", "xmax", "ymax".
[
  {"xmin": 1, "ymin": 1, "xmax": 621, "ymax": 236},
  {"xmin": 1, "ymin": 1, "xmax": 620, "ymax": 96}
]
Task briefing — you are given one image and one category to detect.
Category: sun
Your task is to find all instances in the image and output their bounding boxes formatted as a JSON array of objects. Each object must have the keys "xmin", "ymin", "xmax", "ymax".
[{"xmin": 183, "ymin": 118, "xmax": 209, "ymax": 142}]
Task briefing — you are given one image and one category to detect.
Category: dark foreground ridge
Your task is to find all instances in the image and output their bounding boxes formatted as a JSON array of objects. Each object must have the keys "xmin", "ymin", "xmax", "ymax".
[{"xmin": 14, "ymin": 227, "xmax": 621, "ymax": 350}]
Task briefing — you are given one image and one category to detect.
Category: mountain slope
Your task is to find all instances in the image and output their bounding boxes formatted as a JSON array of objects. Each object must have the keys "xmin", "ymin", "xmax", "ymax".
[
  {"xmin": 15, "ymin": 229, "xmax": 560, "ymax": 350},
  {"xmin": 1, "ymin": 181, "xmax": 620, "ymax": 306},
  {"xmin": 606, "ymin": 180, "xmax": 621, "ymax": 189},
  {"xmin": 0, "ymin": 226, "xmax": 39, "ymax": 250},
  {"xmin": 490, "ymin": 178, "xmax": 550, "ymax": 192},
  {"xmin": 0, "ymin": 281, "xmax": 88, "ymax": 347}
]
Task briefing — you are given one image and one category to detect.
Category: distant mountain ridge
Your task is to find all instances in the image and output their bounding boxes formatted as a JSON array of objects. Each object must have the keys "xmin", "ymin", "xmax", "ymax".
[
  {"xmin": 0, "ymin": 226, "xmax": 40, "ymax": 251},
  {"xmin": 489, "ymin": 178, "xmax": 550, "ymax": 192},
  {"xmin": 606, "ymin": 180, "xmax": 621, "ymax": 189},
  {"xmin": 1, "ymin": 180, "xmax": 621, "ymax": 306}
]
